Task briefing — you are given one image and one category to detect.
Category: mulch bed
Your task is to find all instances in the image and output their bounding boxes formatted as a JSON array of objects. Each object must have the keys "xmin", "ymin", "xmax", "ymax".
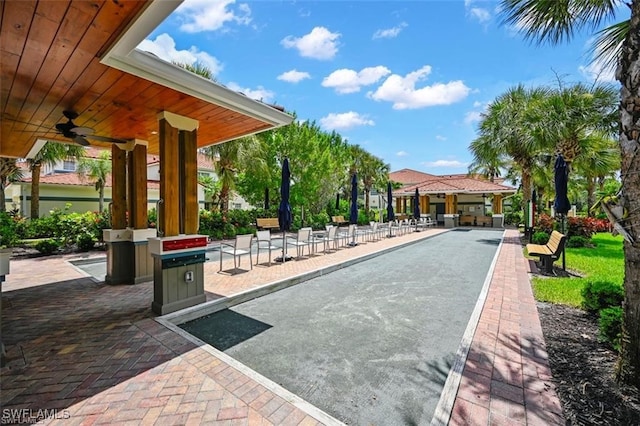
[{"xmin": 537, "ymin": 297, "xmax": 640, "ymax": 425}]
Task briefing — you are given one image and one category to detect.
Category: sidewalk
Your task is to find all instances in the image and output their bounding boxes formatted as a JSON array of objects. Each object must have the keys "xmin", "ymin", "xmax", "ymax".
[{"xmin": 0, "ymin": 228, "xmax": 563, "ymax": 425}]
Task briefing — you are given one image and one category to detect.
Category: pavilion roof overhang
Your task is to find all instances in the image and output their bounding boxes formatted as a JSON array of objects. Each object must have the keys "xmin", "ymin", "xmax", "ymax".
[
  {"xmin": 394, "ymin": 178, "xmax": 517, "ymax": 197},
  {"xmin": 1, "ymin": 0, "xmax": 293, "ymax": 159}
]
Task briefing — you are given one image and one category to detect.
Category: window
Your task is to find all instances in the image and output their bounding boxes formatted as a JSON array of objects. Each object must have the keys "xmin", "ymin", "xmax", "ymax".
[{"xmin": 62, "ymin": 159, "xmax": 76, "ymax": 171}]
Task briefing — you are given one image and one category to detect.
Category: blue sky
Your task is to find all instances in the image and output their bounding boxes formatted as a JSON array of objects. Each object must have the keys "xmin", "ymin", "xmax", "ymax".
[{"xmin": 138, "ymin": 0, "xmax": 620, "ymax": 175}]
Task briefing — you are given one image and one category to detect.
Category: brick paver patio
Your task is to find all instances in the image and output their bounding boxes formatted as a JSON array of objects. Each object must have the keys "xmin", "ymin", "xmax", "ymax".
[{"xmin": 0, "ymin": 228, "xmax": 563, "ymax": 425}]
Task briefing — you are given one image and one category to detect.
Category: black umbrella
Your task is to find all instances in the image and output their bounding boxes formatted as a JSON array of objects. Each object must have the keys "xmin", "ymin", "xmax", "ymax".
[
  {"xmin": 386, "ymin": 181, "xmax": 395, "ymax": 222},
  {"xmin": 276, "ymin": 158, "xmax": 292, "ymax": 262},
  {"xmin": 554, "ymin": 155, "xmax": 570, "ymax": 215},
  {"xmin": 413, "ymin": 188, "xmax": 421, "ymax": 231},
  {"xmin": 335, "ymin": 193, "xmax": 340, "ymax": 210},
  {"xmin": 264, "ymin": 187, "xmax": 270, "ymax": 210},
  {"xmin": 554, "ymin": 154, "xmax": 570, "ymax": 270},
  {"xmin": 349, "ymin": 173, "xmax": 358, "ymax": 225}
]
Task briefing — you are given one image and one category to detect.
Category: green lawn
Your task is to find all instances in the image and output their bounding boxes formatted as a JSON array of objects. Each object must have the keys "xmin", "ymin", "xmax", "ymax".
[{"xmin": 529, "ymin": 233, "xmax": 624, "ymax": 308}]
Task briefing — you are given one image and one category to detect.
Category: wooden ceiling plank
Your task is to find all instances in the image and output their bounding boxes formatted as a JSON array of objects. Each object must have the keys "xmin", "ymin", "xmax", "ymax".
[
  {"xmin": 0, "ymin": 0, "xmax": 35, "ymax": 56},
  {"xmin": 5, "ymin": 4, "xmax": 69, "ymax": 132},
  {"xmin": 0, "ymin": 0, "xmax": 36, "ymax": 113},
  {"xmin": 79, "ymin": 73, "xmax": 152, "ymax": 137},
  {"xmin": 9, "ymin": 0, "xmax": 97, "ymax": 145},
  {"xmin": 0, "ymin": 50, "xmax": 20, "ymax": 117}
]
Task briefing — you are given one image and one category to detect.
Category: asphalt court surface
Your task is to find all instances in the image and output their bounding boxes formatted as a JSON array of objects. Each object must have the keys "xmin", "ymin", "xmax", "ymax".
[{"xmin": 182, "ymin": 229, "xmax": 503, "ymax": 425}]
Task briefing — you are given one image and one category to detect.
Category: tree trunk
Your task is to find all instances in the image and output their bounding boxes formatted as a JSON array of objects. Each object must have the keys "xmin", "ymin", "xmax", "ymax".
[
  {"xmin": 220, "ymin": 186, "xmax": 229, "ymax": 217},
  {"xmin": 586, "ymin": 178, "xmax": 596, "ymax": 217},
  {"xmin": 30, "ymin": 162, "xmax": 41, "ymax": 218},
  {"xmin": 364, "ymin": 188, "xmax": 370, "ymax": 214},
  {"xmin": 0, "ymin": 179, "xmax": 6, "ymax": 212},
  {"xmin": 98, "ymin": 185, "xmax": 104, "ymax": 213},
  {"xmin": 616, "ymin": 0, "xmax": 640, "ymax": 386}
]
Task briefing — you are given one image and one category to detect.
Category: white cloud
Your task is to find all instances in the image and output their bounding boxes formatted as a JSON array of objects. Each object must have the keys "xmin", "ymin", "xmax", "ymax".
[
  {"xmin": 464, "ymin": 111, "xmax": 483, "ymax": 124},
  {"xmin": 175, "ymin": 0, "xmax": 252, "ymax": 33},
  {"xmin": 473, "ymin": 101, "xmax": 483, "ymax": 108},
  {"xmin": 277, "ymin": 70, "xmax": 311, "ymax": 83},
  {"xmin": 579, "ymin": 58, "xmax": 616, "ymax": 83},
  {"xmin": 396, "ymin": 150, "xmax": 408, "ymax": 157},
  {"xmin": 138, "ymin": 33, "xmax": 223, "ymax": 75},
  {"xmin": 322, "ymin": 66, "xmax": 391, "ymax": 94},
  {"xmin": 435, "ymin": 135, "xmax": 447, "ymax": 141},
  {"xmin": 372, "ymin": 22, "xmax": 408, "ymax": 40},
  {"xmin": 469, "ymin": 7, "xmax": 491, "ymax": 23},
  {"xmin": 281, "ymin": 27, "xmax": 341, "ymax": 60},
  {"xmin": 226, "ymin": 82, "xmax": 274, "ymax": 102},
  {"xmin": 367, "ymin": 66, "xmax": 471, "ymax": 109},
  {"xmin": 422, "ymin": 160, "xmax": 467, "ymax": 168},
  {"xmin": 464, "ymin": 0, "xmax": 491, "ymax": 24},
  {"xmin": 319, "ymin": 112, "xmax": 374, "ymax": 131}
]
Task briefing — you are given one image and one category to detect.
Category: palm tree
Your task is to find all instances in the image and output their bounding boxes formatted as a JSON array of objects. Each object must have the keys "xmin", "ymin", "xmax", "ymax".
[
  {"xmin": 532, "ymin": 83, "xmax": 618, "ymax": 170},
  {"xmin": 77, "ymin": 150, "xmax": 111, "ymax": 213},
  {"xmin": 475, "ymin": 85, "xmax": 549, "ymax": 204},
  {"xmin": 573, "ymin": 133, "xmax": 620, "ymax": 216},
  {"xmin": 202, "ymin": 136, "xmax": 264, "ymax": 216},
  {"xmin": 0, "ymin": 158, "xmax": 23, "ymax": 212},
  {"xmin": 500, "ymin": 0, "xmax": 640, "ymax": 385},
  {"xmin": 468, "ymin": 135, "xmax": 508, "ymax": 183},
  {"xmin": 27, "ymin": 142, "xmax": 85, "ymax": 218}
]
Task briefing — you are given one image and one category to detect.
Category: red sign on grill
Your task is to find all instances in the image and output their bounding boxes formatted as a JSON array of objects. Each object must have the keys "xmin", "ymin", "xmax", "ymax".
[{"xmin": 162, "ymin": 237, "xmax": 207, "ymax": 251}]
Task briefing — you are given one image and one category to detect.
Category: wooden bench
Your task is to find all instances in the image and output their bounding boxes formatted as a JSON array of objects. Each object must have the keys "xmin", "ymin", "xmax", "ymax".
[
  {"xmin": 526, "ymin": 230, "xmax": 567, "ymax": 273},
  {"xmin": 331, "ymin": 215, "xmax": 348, "ymax": 226},
  {"xmin": 476, "ymin": 216, "xmax": 493, "ymax": 227},
  {"xmin": 459, "ymin": 215, "xmax": 475, "ymax": 226},
  {"xmin": 256, "ymin": 217, "xmax": 280, "ymax": 230}
]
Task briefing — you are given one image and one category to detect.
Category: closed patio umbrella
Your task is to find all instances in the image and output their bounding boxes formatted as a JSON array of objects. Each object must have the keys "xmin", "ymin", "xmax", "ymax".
[
  {"xmin": 386, "ymin": 181, "xmax": 395, "ymax": 222},
  {"xmin": 386, "ymin": 181, "xmax": 395, "ymax": 237},
  {"xmin": 276, "ymin": 158, "xmax": 292, "ymax": 262},
  {"xmin": 413, "ymin": 188, "xmax": 421, "ymax": 231},
  {"xmin": 554, "ymin": 155, "xmax": 570, "ymax": 270},
  {"xmin": 349, "ymin": 173, "xmax": 358, "ymax": 225},
  {"xmin": 348, "ymin": 173, "xmax": 358, "ymax": 246},
  {"xmin": 264, "ymin": 187, "xmax": 270, "ymax": 210}
]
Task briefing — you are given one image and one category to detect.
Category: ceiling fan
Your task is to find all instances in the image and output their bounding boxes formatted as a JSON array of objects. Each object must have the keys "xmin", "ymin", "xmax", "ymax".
[{"xmin": 55, "ymin": 110, "xmax": 128, "ymax": 146}]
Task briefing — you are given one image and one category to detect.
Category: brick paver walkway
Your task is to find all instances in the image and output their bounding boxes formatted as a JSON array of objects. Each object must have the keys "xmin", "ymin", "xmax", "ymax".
[{"xmin": 0, "ymin": 228, "xmax": 563, "ymax": 425}]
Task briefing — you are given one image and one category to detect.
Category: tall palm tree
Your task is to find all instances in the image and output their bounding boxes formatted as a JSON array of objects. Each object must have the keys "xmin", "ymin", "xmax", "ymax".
[
  {"xmin": 532, "ymin": 83, "xmax": 618, "ymax": 170},
  {"xmin": 202, "ymin": 136, "xmax": 264, "ymax": 216},
  {"xmin": 500, "ymin": 0, "xmax": 640, "ymax": 385},
  {"xmin": 0, "ymin": 158, "xmax": 23, "ymax": 212},
  {"xmin": 475, "ymin": 85, "xmax": 549, "ymax": 204},
  {"xmin": 27, "ymin": 142, "xmax": 85, "ymax": 218},
  {"xmin": 468, "ymin": 135, "xmax": 508, "ymax": 183},
  {"xmin": 573, "ymin": 133, "xmax": 620, "ymax": 216},
  {"xmin": 77, "ymin": 150, "xmax": 111, "ymax": 213}
]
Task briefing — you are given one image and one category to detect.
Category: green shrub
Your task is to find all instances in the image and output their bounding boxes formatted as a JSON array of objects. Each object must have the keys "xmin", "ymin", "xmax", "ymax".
[
  {"xmin": 0, "ymin": 211, "xmax": 20, "ymax": 248},
  {"xmin": 599, "ymin": 306, "xmax": 623, "ymax": 352},
  {"xmin": 532, "ymin": 231, "xmax": 550, "ymax": 245},
  {"xmin": 504, "ymin": 212, "xmax": 522, "ymax": 226},
  {"xmin": 581, "ymin": 281, "xmax": 624, "ymax": 313},
  {"xmin": 76, "ymin": 233, "xmax": 96, "ymax": 251},
  {"xmin": 567, "ymin": 235, "xmax": 590, "ymax": 248},
  {"xmin": 35, "ymin": 239, "xmax": 61, "ymax": 255}
]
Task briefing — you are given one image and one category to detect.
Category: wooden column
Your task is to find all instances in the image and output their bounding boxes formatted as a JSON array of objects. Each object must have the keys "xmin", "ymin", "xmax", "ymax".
[
  {"xmin": 421, "ymin": 195, "xmax": 430, "ymax": 214},
  {"xmin": 180, "ymin": 129, "xmax": 199, "ymax": 235},
  {"xmin": 445, "ymin": 194, "xmax": 456, "ymax": 214},
  {"xmin": 493, "ymin": 194, "xmax": 503, "ymax": 214},
  {"xmin": 395, "ymin": 197, "xmax": 402, "ymax": 214},
  {"xmin": 159, "ymin": 118, "xmax": 180, "ymax": 236},
  {"xmin": 129, "ymin": 143, "xmax": 148, "ymax": 229},
  {"xmin": 111, "ymin": 145, "xmax": 127, "ymax": 230}
]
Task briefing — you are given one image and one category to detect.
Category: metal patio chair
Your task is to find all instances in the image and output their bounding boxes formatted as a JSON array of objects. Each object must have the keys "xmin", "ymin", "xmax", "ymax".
[
  {"xmin": 255, "ymin": 230, "xmax": 279, "ymax": 266},
  {"xmin": 219, "ymin": 233, "xmax": 253, "ymax": 272}
]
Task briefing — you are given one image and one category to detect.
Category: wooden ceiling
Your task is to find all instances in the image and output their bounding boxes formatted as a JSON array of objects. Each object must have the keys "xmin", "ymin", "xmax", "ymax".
[{"xmin": 1, "ymin": 0, "xmax": 286, "ymax": 158}]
